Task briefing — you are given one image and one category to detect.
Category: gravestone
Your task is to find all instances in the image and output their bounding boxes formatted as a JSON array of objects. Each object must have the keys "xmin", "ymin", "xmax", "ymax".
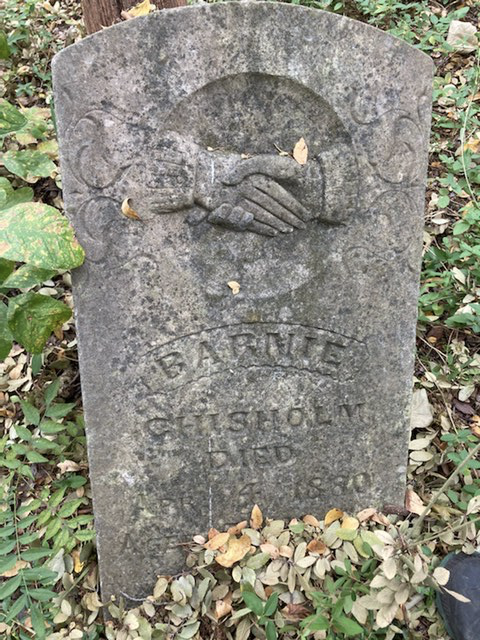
[{"xmin": 52, "ymin": 2, "xmax": 433, "ymax": 602}]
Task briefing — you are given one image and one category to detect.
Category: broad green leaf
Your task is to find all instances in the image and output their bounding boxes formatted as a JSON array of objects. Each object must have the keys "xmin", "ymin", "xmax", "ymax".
[
  {"xmin": 242, "ymin": 591, "xmax": 264, "ymax": 617},
  {"xmin": 0, "ymin": 31, "xmax": 10, "ymax": 60},
  {"xmin": 30, "ymin": 438, "xmax": 60, "ymax": 452},
  {"xmin": 45, "ymin": 402, "xmax": 76, "ymax": 419},
  {"xmin": 57, "ymin": 498, "xmax": 84, "ymax": 518},
  {"xmin": 74, "ymin": 530, "xmax": 96, "ymax": 542},
  {"xmin": 0, "ymin": 202, "xmax": 84, "ymax": 269},
  {"xmin": 14, "ymin": 106, "xmax": 50, "ymax": 144},
  {"xmin": 19, "ymin": 398, "xmax": 41, "ymax": 426},
  {"xmin": 301, "ymin": 613, "xmax": 329, "ymax": 632},
  {"xmin": 0, "ymin": 554, "xmax": 17, "ymax": 574},
  {"xmin": 26, "ymin": 450, "xmax": 49, "ymax": 463},
  {"xmin": 3, "ymin": 264, "xmax": 56, "ymax": 289},
  {"xmin": 44, "ymin": 379, "xmax": 61, "ymax": 406},
  {"xmin": 2, "ymin": 150, "xmax": 56, "ymax": 182},
  {"xmin": 333, "ymin": 615, "xmax": 364, "ymax": 637},
  {"xmin": 21, "ymin": 547, "xmax": 53, "ymax": 562},
  {"xmin": 5, "ymin": 594, "xmax": 28, "ymax": 623},
  {"xmin": 22, "ymin": 568, "xmax": 57, "ymax": 582},
  {"xmin": 0, "ymin": 301, "xmax": 13, "ymax": 360},
  {"xmin": 0, "ymin": 539, "xmax": 16, "ymax": 555},
  {"xmin": 29, "ymin": 587, "xmax": 58, "ymax": 602},
  {"xmin": 30, "ymin": 602, "xmax": 46, "ymax": 640},
  {"xmin": 263, "ymin": 592, "xmax": 279, "ymax": 617},
  {"xmin": 0, "ymin": 100, "xmax": 26, "ymax": 136},
  {"xmin": 39, "ymin": 420, "xmax": 66, "ymax": 434},
  {"xmin": 0, "ymin": 574, "xmax": 22, "ymax": 599},
  {"xmin": 265, "ymin": 620, "xmax": 278, "ymax": 640},
  {"xmin": 8, "ymin": 292, "xmax": 72, "ymax": 354},
  {"xmin": 0, "ymin": 177, "xmax": 34, "ymax": 212},
  {"xmin": 15, "ymin": 425, "xmax": 32, "ymax": 441},
  {"xmin": 0, "ymin": 256, "xmax": 15, "ymax": 281}
]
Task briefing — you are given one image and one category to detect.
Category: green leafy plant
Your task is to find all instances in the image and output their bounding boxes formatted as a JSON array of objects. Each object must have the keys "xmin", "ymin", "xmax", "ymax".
[
  {"xmin": 0, "ymin": 99, "xmax": 84, "ymax": 359},
  {"xmin": 242, "ymin": 588, "xmax": 281, "ymax": 640},
  {"xmin": 0, "ymin": 378, "xmax": 93, "ymax": 639}
]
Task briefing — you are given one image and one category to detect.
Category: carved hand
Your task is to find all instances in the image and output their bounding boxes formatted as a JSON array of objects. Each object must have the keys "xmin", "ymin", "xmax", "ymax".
[{"xmin": 194, "ymin": 151, "xmax": 310, "ymax": 236}]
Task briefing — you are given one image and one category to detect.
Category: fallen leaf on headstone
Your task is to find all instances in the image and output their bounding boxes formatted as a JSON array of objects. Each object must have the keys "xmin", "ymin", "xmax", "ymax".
[
  {"xmin": 193, "ymin": 535, "xmax": 206, "ymax": 545},
  {"xmin": 121, "ymin": 197, "xmax": 142, "ymax": 221},
  {"xmin": 215, "ymin": 534, "xmax": 251, "ymax": 567},
  {"xmin": 204, "ymin": 531, "xmax": 230, "ymax": 551},
  {"xmin": 446, "ymin": 20, "xmax": 478, "ymax": 53},
  {"xmin": 227, "ymin": 280, "xmax": 240, "ymax": 295},
  {"xmin": 250, "ymin": 504, "xmax": 263, "ymax": 529},
  {"xmin": 307, "ymin": 539, "xmax": 327, "ymax": 555},
  {"xmin": 57, "ymin": 460, "xmax": 81, "ymax": 474},
  {"xmin": 433, "ymin": 567, "xmax": 450, "ymax": 586},
  {"xmin": 324, "ymin": 508, "xmax": 343, "ymax": 525},
  {"xmin": 303, "ymin": 514, "xmax": 321, "ymax": 528},
  {"xmin": 293, "ymin": 137, "xmax": 308, "ymax": 165},
  {"xmin": 122, "ymin": 0, "xmax": 154, "ymax": 19},
  {"xmin": 405, "ymin": 488, "xmax": 424, "ymax": 515},
  {"xmin": 410, "ymin": 389, "xmax": 433, "ymax": 430}
]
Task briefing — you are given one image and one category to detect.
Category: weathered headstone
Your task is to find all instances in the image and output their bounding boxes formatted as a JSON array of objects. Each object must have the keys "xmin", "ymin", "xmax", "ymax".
[{"xmin": 53, "ymin": 3, "xmax": 433, "ymax": 602}]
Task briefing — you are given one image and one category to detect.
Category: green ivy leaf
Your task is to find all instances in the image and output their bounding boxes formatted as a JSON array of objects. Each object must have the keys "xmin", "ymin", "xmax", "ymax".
[
  {"xmin": 0, "ymin": 100, "xmax": 26, "ymax": 136},
  {"xmin": 2, "ymin": 150, "xmax": 56, "ymax": 182},
  {"xmin": 7, "ymin": 292, "xmax": 72, "ymax": 354},
  {"xmin": 0, "ymin": 202, "xmax": 84, "ymax": 269},
  {"xmin": 0, "ymin": 177, "xmax": 34, "ymax": 212},
  {"xmin": 3, "ymin": 264, "xmax": 56, "ymax": 289},
  {"xmin": 0, "ymin": 31, "xmax": 10, "ymax": 60},
  {"xmin": 0, "ymin": 301, "xmax": 13, "ymax": 360}
]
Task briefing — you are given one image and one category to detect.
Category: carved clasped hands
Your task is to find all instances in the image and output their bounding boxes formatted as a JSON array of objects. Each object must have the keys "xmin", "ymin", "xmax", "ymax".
[{"xmin": 194, "ymin": 150, "xmax": 312, "ymax": 237}]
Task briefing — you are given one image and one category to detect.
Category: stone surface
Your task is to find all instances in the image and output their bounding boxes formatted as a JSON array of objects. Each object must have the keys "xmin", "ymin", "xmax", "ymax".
[{"xmin": 52, "ymin": 2, "xmax": 433, "ymax": 602}]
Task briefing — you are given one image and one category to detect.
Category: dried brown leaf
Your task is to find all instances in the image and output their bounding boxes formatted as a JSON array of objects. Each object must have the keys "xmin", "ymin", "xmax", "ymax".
[
  {"xmin": 306, "ymin": 539, "xmax": 327, "ymax": 555},
  {"xmin": 205, "ymin": 532, "xmax": 230, "ymax": 551},
  {"xmin": 121, "ymin": 197, "xmax": 142, "ymax": 221},
  {"xmin": 215, "ymin": 534, "xmax": 251, "ymax": 567},
  {"xmin": 324, "ymin": 508, "xmax": 343, "ymax": 526},
  {"xmin": 405, "ymin": 488, "xmax": 424, "ymax": 516},
  {"xmin": 293, "ymin": 137, "xmax": 308, "ymax": 165},
  {"xmin": 227, "ymin": 281, "xmax": 240, "ymax": 295},
  {"xmin": 303, "ymin": 514, "xmax": 321, "ymax": 528},
  {"xmin": 250, "ymin": 504, "xmax": 263, "ymax": 530}
]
